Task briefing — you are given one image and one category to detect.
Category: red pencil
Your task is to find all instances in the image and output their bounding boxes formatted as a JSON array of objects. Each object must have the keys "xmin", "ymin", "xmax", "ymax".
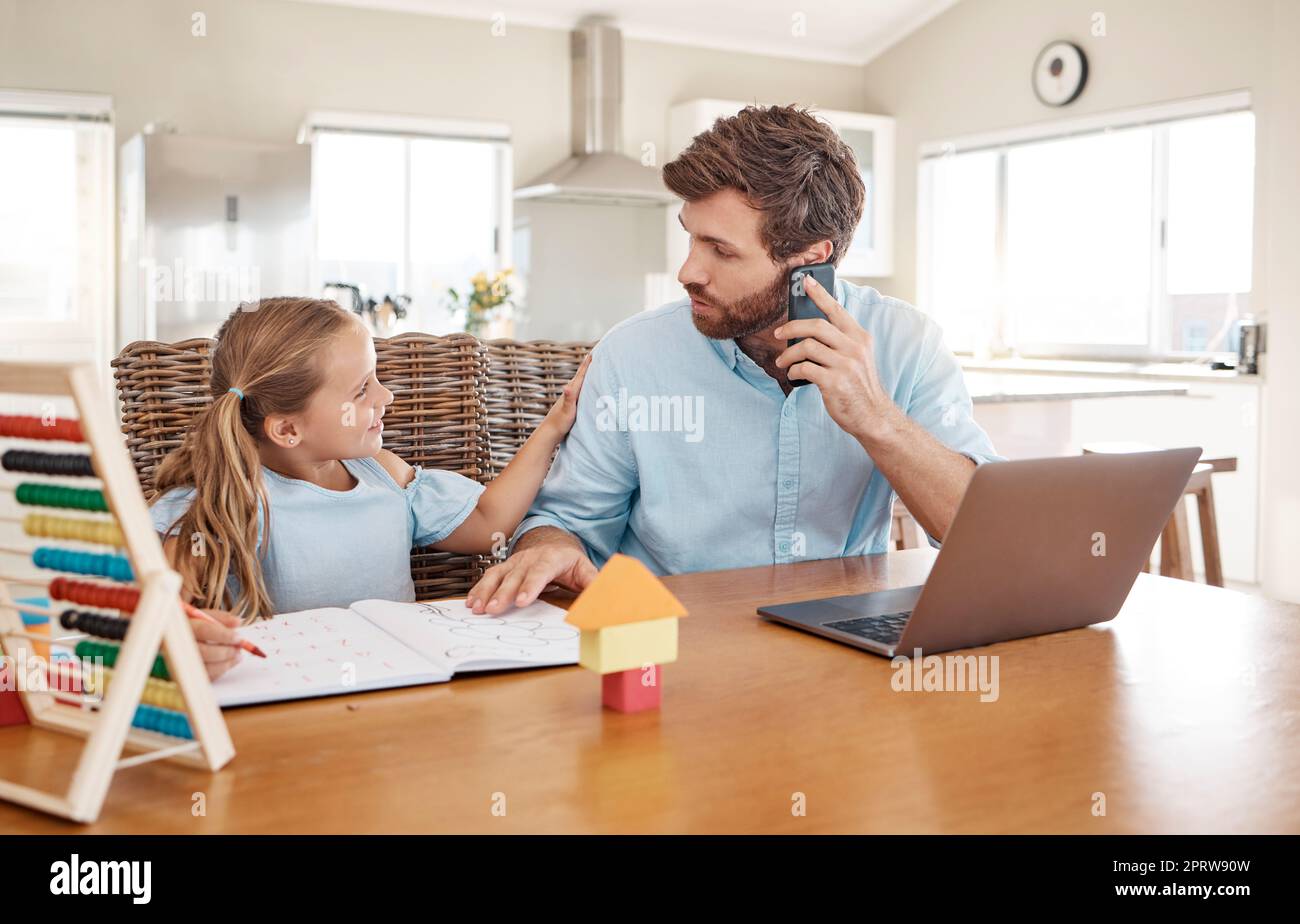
[{"xmin": 182, "ymin": 601, "xmax": 267, "ymax": 658}]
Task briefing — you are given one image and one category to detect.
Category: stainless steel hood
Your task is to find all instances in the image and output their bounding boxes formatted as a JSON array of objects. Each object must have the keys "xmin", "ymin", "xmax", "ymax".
[{"xmin": 515, "ymin": 17, "xmax": 675, "ymax": 207}]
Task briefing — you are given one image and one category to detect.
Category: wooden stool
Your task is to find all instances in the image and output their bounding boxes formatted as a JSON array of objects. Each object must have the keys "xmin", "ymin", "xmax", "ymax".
[
  {"xmin": 1081, "ymin": 443, "xmax": 1233, "ymax": 586},
  {"xmin": 891, "ymin": 500, "xmax": 924, "ymax": 550}
]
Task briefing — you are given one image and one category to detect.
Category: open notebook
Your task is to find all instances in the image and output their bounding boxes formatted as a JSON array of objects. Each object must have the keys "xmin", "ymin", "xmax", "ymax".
[{"xmin": 213, "ymin": 598, "xmax": 579, "ymax": 707}]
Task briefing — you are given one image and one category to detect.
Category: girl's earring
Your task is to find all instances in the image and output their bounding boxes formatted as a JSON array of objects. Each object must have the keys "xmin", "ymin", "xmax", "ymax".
[{"xmin": 288, "ymin": 438, "xmax": 296, "ymax": 446}]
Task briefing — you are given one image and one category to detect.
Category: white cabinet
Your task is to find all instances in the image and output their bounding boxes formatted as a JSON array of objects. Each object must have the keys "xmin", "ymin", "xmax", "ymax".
[{"xmin": 665, "ymin": 99, "xmax": 894, "ymax": 280}]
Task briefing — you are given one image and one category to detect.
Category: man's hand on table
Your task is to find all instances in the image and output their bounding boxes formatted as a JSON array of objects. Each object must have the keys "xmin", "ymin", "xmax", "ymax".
[{"xmin": 466, "ymin": 526, "xmax": 598, "ymax": 614}]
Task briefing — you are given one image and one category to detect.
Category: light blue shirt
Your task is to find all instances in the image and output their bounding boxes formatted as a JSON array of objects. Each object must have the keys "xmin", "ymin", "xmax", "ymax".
[
  {"xmin": 514, "ymin": 280, "xmax": 1003, "ymax": 575},
  {"xmin": 150, "ymin": 456, "xmax": 484, "ymax": 613}
]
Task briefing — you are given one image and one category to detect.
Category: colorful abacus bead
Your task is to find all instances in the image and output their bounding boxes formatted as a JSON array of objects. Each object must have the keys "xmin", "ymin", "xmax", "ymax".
[
  {"xmin": 49, "ymin": 578, "xmax": 141, "ymax": 614},
  {"xmin": 60, "ymin": 608, "xmax": 131, "ymax": 642},
  {"xmin": 131, "ymin": 704, "xmax": 193, "ymax": 740},
  {"xmin": 14, "ymin": 483, "xmax": 108, "ymax": 512},
  {"xmin": 89, "ymin": 669, "xmax": 187, "ymax": 712},
  {"xmin": 0, "ymin": 415, "xmax": 84, "ymax": 443},
  {"xmin": 34, "ymin": 547, "xmax": 134, "ymax": 582},
  {"xmin": 74, "ymin": 639, "xmax": 171, "ymax": 681},
  {"xmin": 1, "ymin": 449, "xmax": 96, "ymax": 478},
  {"xmin": 22, "ymin": 513, "xmax": 123, "ymax": 547}
]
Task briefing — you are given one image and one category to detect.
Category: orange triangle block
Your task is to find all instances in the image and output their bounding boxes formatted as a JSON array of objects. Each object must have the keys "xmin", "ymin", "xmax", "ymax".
[{"xmin": 565, "ymin": 554, "xmax": 688, "ymax": 630}]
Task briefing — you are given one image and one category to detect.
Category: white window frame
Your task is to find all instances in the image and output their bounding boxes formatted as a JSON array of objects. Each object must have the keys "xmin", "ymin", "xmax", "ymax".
[
  {"xmin": 298, "ymin": 110, "xmax": 512, "ymax": 308},
  {"xmin": 0, "ymin": 89, "xmax": 115, "ymax": 374},
  {"xmin": 917, "ymin": 90, "xmax": 1253, "ymax": 362}
]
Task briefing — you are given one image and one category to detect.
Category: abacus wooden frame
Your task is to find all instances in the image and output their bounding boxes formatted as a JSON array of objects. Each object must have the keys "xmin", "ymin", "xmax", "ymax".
[{"xmin": 0, "ymin": 361, "xmax": 235, "ymax": 823}]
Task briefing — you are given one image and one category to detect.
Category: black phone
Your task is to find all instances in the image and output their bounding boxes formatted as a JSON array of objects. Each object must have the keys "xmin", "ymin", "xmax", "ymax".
[{"xmin": 786, "ymin": 262, "xmax": 836, "ymax": 387}]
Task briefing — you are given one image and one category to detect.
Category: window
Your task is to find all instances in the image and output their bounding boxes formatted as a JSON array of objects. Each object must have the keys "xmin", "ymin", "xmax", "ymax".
[
  {"xmin": 305, "ymin": 113, "xmax": 511, "ymax": 333},
  {"xmin": 0, "ymin": 91, "xmax": 114, "ymax": 366},
  {"xmin": 918, "ymin": 95, "xmax": 1255, "ymax": 360}
]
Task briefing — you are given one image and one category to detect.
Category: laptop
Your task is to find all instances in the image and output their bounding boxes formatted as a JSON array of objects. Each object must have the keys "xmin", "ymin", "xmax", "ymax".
[{"xmin": 757, "ymin": 447, "xmax": 1202, "ymax": 656}]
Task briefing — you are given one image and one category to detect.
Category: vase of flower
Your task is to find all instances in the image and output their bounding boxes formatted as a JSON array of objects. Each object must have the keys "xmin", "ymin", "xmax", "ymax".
[{"xmin": 448, "ymin": 268, "xmax": 516, "ymax": 339}]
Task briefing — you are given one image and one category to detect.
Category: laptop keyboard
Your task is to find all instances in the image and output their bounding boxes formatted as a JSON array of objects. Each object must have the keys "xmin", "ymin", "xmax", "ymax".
[{"xmin": 823, "ymin": 612, "xmax": 911, "ymax": 646}]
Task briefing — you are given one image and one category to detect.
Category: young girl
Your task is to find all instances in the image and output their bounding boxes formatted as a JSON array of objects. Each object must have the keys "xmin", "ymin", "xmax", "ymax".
[{"xmin": 149, "ymin": 297, "xmax": 589, "ymax": 680}]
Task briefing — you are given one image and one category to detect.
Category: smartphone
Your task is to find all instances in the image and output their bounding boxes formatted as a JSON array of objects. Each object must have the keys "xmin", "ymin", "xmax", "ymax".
[{"xmin": 786, "ymin": 261, "xmax": 836, "ymax": 387}]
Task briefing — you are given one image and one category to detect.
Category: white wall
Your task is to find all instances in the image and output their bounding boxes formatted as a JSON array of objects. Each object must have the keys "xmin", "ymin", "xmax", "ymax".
[{"xmin": 860, "ymin": 0, "xmax": 1300, "ymax": 601}]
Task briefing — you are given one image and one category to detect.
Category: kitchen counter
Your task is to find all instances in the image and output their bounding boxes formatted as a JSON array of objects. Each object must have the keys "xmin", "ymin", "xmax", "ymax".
[
  {"xmin": 960, "ymin": 356, "xmax": 1261, "ymax": 384},
  {"xmin": 965, "ymin": 372, "xmax": 1189, "ymax": 403}
]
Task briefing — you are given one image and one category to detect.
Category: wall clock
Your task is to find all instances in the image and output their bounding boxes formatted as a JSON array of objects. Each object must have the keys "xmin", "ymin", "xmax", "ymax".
[{"xmin": 1033, "ymin": 41, "xmax": 1088, "ymax": 106}]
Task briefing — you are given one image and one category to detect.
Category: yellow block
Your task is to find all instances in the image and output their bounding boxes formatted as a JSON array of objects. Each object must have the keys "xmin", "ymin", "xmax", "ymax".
[{"xmin": 579, "ymin": 617, "xmax": 678, "ymax": 675}]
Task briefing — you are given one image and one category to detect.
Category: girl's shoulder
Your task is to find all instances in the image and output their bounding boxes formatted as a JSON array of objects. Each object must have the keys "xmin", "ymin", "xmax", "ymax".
[
  {"xmin": 149, "ymin": 485, "xmax": 198, "ymax": 536},
  {"xmin": 373, "ymin": 450, "xmax": 415, "ymax": 488},
  {"xmin": 346, "ymin": 452, "xmax": 414, "ymax": 491}
]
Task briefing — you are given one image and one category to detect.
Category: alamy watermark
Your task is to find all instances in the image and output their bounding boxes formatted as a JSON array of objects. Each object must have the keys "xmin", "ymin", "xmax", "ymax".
[
  {"xmin": 890, "ymin": 649, "xmax": 1000, "ymax": 703},
  {"xmin": 595, "ymin": 388, "xmax": 704, "ymax": 443}
]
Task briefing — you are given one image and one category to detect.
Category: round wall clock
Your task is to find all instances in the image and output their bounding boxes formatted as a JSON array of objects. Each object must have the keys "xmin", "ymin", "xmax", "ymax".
[{"xmin": 1032, "ymin": 41, "xmax": 1088, "ymax": 107}]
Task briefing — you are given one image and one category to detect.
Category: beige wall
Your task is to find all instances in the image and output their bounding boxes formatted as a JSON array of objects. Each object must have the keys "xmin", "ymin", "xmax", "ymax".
[
  {"xmin": 861, "ymin": 0, "xmax": 1300, "ymax": 602},
  {"xmin": 0, "ymin": 0, "xmax": 867, "ymax": 187}
]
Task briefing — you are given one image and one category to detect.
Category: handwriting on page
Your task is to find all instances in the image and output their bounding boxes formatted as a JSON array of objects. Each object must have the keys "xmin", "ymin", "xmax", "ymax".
[
  {"xmin": 413, "ymin": 603, "xmax": 579, "ymax": 661},
  {"xmin": 225, "ymin": 608, "xmax": 433, "ymax": 690}
]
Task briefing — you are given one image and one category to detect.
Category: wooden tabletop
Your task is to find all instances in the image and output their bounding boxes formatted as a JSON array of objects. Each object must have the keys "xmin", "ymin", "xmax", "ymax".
[{"xmin": 2, "ymin": 549, "xmax": 1297, "ymax": 833}]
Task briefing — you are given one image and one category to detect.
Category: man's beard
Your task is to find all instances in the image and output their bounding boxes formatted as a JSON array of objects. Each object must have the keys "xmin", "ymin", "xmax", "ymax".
[{"xmin": 685, "ymin": 266, "xmax": 789, "ymax": 341}]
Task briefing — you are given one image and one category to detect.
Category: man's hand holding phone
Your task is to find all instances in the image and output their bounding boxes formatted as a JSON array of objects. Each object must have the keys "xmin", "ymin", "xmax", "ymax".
[{"xmin": 773, "ymin": 272, "xmax": 905, "ymax": 446}]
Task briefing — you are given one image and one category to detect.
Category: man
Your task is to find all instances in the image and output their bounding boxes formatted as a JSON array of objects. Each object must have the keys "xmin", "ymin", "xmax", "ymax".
[{"xmin": 467, "ymin": 104, "xmax": 1001, "ymax": 615}]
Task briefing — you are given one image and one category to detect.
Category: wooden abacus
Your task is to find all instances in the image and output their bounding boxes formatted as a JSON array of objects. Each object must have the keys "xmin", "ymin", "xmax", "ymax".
[{"xmin": 0, "ymin": 361, "xmax": 234, "ymax": 823}]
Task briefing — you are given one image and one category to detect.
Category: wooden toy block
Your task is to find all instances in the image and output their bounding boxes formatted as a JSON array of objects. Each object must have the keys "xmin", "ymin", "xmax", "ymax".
[
  {"xmin": 0, "ymin": 670, "xmax": 28, "ymax": 727},
  {"xmin": 601, "ymin": 664, "xmax": 663, "ymax": 713},
  {"xmin": 579, "ymin": 617, "xmax": 677, "ymax": 675},
  {"xmin": 564, "ymin": 554, "xmax": 687, "ymax": 630},
  {"xmin": 567, "ymin": 554, "xmax": 687, "ymax": 712}
]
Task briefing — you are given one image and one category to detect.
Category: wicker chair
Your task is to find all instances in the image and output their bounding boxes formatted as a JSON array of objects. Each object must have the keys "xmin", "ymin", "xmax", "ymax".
[{"xmin": 481, "ymin": 339, "xmax": 593, "ymax": 476}]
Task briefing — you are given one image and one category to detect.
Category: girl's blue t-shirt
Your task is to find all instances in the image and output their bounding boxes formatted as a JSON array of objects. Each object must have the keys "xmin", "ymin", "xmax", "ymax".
[{"xmin": 149, "ymin": 456, "xmax": 484, "ymax": 614}]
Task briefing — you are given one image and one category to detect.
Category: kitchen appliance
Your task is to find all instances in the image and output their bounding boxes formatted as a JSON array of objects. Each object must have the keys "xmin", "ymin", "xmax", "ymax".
[
  {"xmin": 514, "ymin": 17, "xmax": 674, "ymax": 207},
  {"xmin": 1237, "ymin": 316, "xmax": 1263, "ymax": 374}
]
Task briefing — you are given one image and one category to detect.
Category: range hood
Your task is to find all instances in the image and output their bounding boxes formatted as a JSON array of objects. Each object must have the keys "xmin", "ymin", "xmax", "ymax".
[{"xmin": 515, "ymin": 17, "xmax": 676, "ymax": 208}]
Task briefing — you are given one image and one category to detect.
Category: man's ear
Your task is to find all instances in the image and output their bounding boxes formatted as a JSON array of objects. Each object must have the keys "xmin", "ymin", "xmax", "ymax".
[
  {"xmin": 793, "ymin": 239, "xmax": 834, "ymax": 266},
  {"xmin": 263, "ymin": 415, "xmax": 301, "ymax": 449}
]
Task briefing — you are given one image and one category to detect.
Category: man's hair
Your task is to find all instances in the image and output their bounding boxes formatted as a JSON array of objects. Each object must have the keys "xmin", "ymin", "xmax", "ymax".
[{"xmin": 661, "ymin": 104, "xmax": 865, "ymax": 267}]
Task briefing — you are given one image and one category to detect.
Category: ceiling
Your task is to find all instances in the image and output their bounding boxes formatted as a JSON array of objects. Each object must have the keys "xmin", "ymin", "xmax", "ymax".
[{"xmin": 287, "ymin": 0, "xmax": 961, "ymax": 66}]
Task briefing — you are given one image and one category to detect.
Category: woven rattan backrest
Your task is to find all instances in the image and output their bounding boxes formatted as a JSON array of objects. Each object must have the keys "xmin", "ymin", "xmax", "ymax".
[{"xmin": 481, "ymin": 339, "xmax": 595, "ymax": 477}]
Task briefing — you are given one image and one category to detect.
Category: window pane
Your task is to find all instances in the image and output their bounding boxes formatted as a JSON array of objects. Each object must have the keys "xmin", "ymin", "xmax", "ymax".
[
  {"xmin": 1166, "ymin": 110, "xmax": 1254, "ymax": 354},
  {"xmin": 1006, "ymin": 127, "xmax": 1153, "ymax": 347},
  {"xmin": 408, "ymin": 138, "xmax": 499, "ymax": 297},
  {"xmin": 924, "ymin": 150, "xmax": 999, "ymax": 353},
  {"xmin": 314, "ymin": 132, "xmax": 404, "ymax": 297},
  {"xmin": 0, "ymin": 123, "xmax": 77, "ymax": 322}
]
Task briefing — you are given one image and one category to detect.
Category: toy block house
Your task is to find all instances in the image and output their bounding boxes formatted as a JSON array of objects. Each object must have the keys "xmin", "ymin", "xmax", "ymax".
[{"xmin": 564, "ymin": 554, "xmax": 688, "ymax": 713}]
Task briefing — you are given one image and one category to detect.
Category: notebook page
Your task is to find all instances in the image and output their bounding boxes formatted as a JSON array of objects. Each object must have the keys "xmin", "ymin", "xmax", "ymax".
[
  {"xmin": 214, "ymin": 606, "xmax": 451, "ymax": 707},
  {"xmin": 349, "ymin": 598, "xmax": 579, "ymax": 674}
]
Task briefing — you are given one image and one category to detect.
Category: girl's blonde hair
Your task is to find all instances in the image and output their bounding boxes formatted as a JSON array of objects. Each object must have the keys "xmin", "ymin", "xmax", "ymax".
[{"xmin": 153, "ymin": 297, "xmax": 358, "ymax": 621}]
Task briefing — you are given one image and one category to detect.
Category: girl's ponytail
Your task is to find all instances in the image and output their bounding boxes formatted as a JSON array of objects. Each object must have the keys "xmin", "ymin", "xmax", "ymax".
[
  {"xmin": 151, "ymin": 297, "xmax": 357, "ymax": 621},
  {"xmin": 156, "ymin": 387, "xmax": 272, "ymax": 621}
]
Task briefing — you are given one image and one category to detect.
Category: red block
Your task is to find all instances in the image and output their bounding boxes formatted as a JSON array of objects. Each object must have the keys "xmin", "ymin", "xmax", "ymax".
[
  {"xmin": 0, "ymin": 663, "xmax": 29, "ymax": 726},
  {"xmin": 601, "ymin": 664, "xmax": 663, "ymax": 713}
]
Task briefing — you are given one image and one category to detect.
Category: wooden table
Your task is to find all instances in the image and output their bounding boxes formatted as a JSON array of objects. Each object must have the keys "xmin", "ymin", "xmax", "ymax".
[{"xmin": 2, "ymin": 549, "xmax": 1297, "ymax": 833}]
